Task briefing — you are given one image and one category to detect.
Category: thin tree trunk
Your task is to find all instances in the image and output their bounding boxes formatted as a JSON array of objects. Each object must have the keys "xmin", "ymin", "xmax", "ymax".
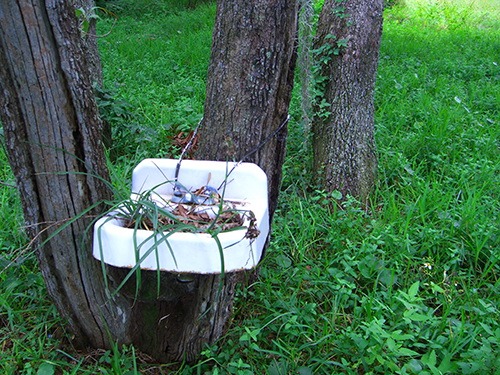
[
  {"xmin": 73, "ymin": 0, "xmax": 103, "ymax": 88},
  {"xmin": 312, "ymin": 0, "xmax": 383, "ymax": 204},
  {"xmin": 72, "ymin": 0, "xmax": 112, "ymax": 149}
]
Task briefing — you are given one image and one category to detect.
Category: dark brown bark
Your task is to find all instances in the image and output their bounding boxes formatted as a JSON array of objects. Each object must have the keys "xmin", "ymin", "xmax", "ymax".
[
  {"xmin": 0, "ymin": 0, "xmax": 299, "ymax": 364},
  {"xmin": 192, "ymin": 0, "xmax": 299, "ymax": 362},
  {"xmin": 198, "ymin": 0, "xmax": 299, "ymax": 221},
  {"xmin": 108, "ymin": 268, "xmax": 244, "ymax": 363},
  {"xmin": 312, "ymin": 0, "xmax": 383, "ymax": 204},
  {"xmin": 0, "ymin": 0, "xmax": 122, "ymax": 349}
]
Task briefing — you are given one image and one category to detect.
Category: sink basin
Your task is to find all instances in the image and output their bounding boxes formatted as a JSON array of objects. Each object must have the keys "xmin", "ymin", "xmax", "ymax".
[{"xmin": 93, "ymin": 159, "xmax": 269, "ymax": 274}]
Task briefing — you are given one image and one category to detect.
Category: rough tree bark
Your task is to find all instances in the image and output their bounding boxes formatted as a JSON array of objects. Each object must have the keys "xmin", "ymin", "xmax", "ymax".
[
  {"xmin": 189, "ymin": 0, "xmax": 299, "ymax": 359},
  {"xmin": 198, "ymin": 0, "xmax": 299, "ymax": 220},
  {"xmin": 312, "ymin": 0, "xmax": 383, "ymax": 204},
  {"xmin": 0, "ymin": 0, "xmax": 125, "ymax": 350},
  {"xmin": 0, "ymin": 0, "xmax": 299, "ymax": 364}
]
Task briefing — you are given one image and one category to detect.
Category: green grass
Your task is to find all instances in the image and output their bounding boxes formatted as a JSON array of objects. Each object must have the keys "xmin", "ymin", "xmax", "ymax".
[
  {"xmin": 95, "ymin": 2, "xmax": 215, "ymax": 159},
  {"xmin": 1, "ymin": 0, "xmax": 500, "ymax": 373}
]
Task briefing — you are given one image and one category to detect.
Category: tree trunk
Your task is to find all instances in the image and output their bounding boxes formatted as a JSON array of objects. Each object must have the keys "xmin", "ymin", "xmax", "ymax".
[
  {"xmin": 0, "ymin": 0, "xmax": 125, "ymax": 350},
  {"xmin": 0, "ymin": 0, "xmax": 299, "ymax": 364},
  {"xmin": 72, "ymin": 0, "xmax": 112, "ymax": 149},
  {"xmin": 198, "ymin": 0, "xmax": 299, "ymax": 220},
  {"xmin": 73, "ymin": 0, "xmax": 104, "ymax": 88},
  {"xmin": 312, "ymin": 0, "xmax": 383, "ymax": 205},
  {"xmin": 191, "ymin": 0, "xmax": 299, "ymax": 358},
  {"xmin": 0, "ymin": 0, "xmax": 202, "ymax": 363}
]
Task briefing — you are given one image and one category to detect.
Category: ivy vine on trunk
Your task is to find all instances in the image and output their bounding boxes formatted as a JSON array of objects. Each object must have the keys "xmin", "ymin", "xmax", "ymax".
[{"xmin": 311, "ymin": 0, "xmax": 384, "ymax": 205}]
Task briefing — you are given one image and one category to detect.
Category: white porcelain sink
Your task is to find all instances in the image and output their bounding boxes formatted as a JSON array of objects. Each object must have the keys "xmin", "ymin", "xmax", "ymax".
[{"xmin": 93, "ymin": 159, "xmax": 269, "ymax": 274}]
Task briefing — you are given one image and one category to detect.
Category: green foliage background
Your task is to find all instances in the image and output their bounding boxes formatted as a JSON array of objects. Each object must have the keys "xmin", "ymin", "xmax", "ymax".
[{"xmin": 0, "ymin": 0, "xmax": 499, "ymax": 373}]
